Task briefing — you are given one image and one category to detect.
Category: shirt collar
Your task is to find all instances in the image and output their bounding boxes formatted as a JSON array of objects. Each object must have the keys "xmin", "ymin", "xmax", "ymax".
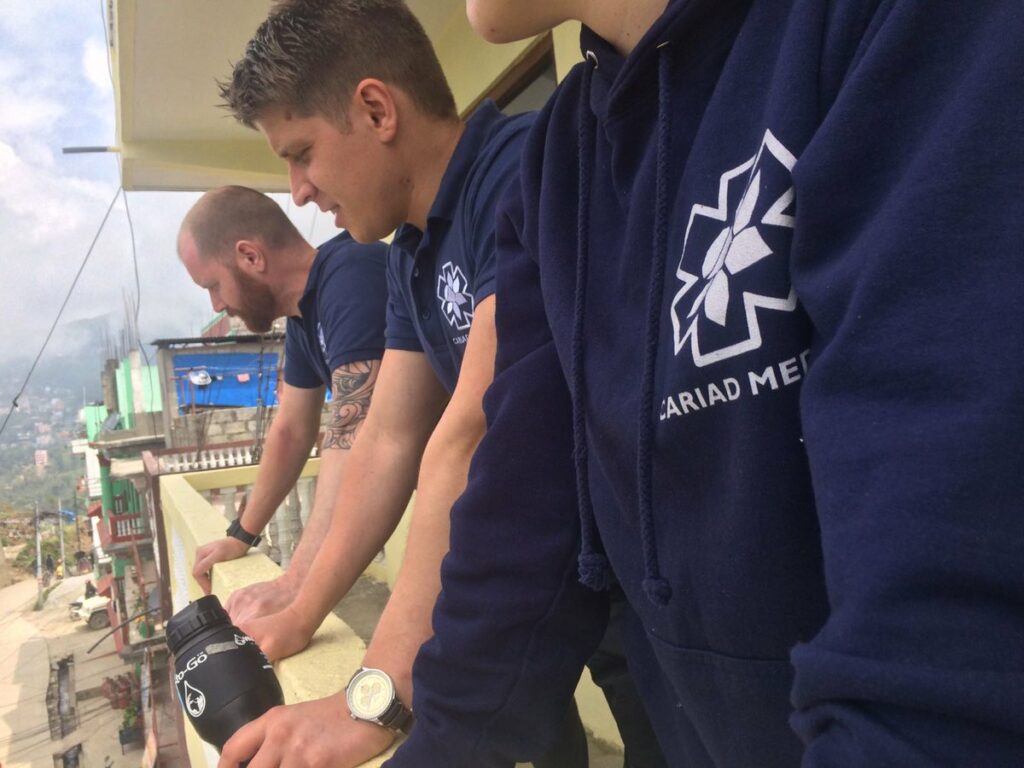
[{"xmin": 394, "ymin": 100, "xmax": 504, "ymax": 252}]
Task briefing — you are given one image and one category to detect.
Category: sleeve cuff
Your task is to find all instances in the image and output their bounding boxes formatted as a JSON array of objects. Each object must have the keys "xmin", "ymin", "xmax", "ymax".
[
  {"xmin": 385, "ymin": 336, "xmax": 424, "ymax": 353},
  {"xmin": 473, "ymin": 280, "xmax": 496, "ymax": 305},
  {"xmin": 326, "ymin": 348, "xmax": 385, "ymax": 372},
  {"xmin": 283, "ymin": 372, "xmax": 324, "ymax": 389}
]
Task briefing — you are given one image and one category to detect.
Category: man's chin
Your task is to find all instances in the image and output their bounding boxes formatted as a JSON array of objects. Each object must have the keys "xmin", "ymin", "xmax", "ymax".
[
  {"xmin": 242, "ymin": 318, "xmax": 274, "ymax": 334},
  {"xmin": 345, "ymin": 217, "xmax": 399, "ymax": 245}
]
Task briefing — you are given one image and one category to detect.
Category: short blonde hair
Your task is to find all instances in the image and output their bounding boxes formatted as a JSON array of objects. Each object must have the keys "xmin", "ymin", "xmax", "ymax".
[{"xmin": 221, "ymin": 0, "xmax": 457, "ymax": 129}]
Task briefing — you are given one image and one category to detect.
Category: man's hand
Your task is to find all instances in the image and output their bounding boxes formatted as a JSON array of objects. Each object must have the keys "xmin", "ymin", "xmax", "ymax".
[
  {"xmin": 237, "ymin": 604, "xmax": 317, "ymax": 662},
  {"xmin": 217, "ymin": 692, "xmax": 395, "ymax": 768},
  {"xmin": 223, "ymin": 575, "xmax": 301, "ymax": 627},
  {"xmin": 192, "ymin": 537, "xmax": 250, "ymax": 593}
]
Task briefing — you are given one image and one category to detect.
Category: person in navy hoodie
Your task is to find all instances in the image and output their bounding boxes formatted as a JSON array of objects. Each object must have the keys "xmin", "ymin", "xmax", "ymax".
[
  {"xmin": 210, "ymin": 3, "xmax": 660, "ymax": 767},
  {"xmin": 389, "ymin": 0, "xmax": 1024, "ymax": 766}
]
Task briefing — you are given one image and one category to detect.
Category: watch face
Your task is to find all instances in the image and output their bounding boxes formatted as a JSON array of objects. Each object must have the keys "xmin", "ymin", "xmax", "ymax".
[{"xmin": 346, "ymin": 669, "xmax": 394, "ymax": 720}]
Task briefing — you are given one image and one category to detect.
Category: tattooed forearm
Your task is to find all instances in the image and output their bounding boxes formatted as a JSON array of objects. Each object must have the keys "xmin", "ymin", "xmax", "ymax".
[{"xmin": 323, "ymin": 359, "xmax": 380, "ymax": 450}]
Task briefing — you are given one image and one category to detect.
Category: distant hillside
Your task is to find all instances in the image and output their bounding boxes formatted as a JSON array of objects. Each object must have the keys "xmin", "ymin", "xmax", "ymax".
[{"xmin": 0, "ymin": 315, "xmax": 112, "ymax": 405}]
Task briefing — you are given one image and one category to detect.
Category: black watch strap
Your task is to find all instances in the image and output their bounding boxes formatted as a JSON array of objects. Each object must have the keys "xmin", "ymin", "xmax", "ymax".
[
  {"xmin": 226, "ymin": 518, "xmax": 261, "ymax": 548},
  {"xmin": 379, "ymin": 698, "xmax": 414, "ymax": 734}
]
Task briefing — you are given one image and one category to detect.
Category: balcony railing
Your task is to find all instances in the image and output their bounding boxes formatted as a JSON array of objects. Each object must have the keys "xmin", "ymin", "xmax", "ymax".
[
  {"xmin": 111, "ymin": 512, "xmax": 148, "ymax": 540},
  {"xmin": 158, "ymin": 460, "xmax": 623, "ymax": 767},
  {"xmin": 98, "ymin": 512, "xmax": 151, "ymax": 549},
  {"xmin": 159, "ymin": 462, "xmax": 397, "ymax": 767}
]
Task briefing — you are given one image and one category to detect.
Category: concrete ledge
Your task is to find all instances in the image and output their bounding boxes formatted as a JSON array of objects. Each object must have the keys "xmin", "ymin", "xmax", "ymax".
[
  {"xmin": 160, "ymin": 462, "xmax": 624, "ymax": 763},
  {"xmin": 160, "ymin": 468, "xmax": 397, "ymax": 766}
]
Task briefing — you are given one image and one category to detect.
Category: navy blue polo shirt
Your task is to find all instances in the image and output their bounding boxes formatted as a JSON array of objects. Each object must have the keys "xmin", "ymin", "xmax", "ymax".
[
  {"xmin": 385, "ymin": 101, "xmax": 533, "ymax": 393},
  {"xmin": 284, "ymin": 232, "xmax": 388, "ymax": 389}
]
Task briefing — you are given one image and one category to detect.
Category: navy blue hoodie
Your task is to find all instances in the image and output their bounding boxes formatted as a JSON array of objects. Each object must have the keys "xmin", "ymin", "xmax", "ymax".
[{"xmin": 390, "ymin": 1, "xmax": 1024, "ymax": 766}]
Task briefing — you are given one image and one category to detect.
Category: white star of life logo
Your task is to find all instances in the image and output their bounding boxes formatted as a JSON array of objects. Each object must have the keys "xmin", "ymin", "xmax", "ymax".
[
  {"xmin": 437, "ymin": 262, "xmax": 474, "ymax": 331},
  {"xmin": 670, "ymin": 130, "xmax": 799, "ymax": 366}
]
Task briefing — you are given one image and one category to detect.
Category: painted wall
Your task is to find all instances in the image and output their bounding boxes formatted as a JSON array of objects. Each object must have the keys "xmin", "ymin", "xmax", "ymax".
[
  {"xmin": 82, "ymin": 404, "xmax": 109, "ymax": 442},
  {"xmin": 114, "ymin": 354, "xmax": 163, "ymax": 429}
]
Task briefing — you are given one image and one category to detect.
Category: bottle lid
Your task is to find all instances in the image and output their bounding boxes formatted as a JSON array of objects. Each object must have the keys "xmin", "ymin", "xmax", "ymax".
[{"xmin": 166, "ymin": 594, "xmax": 230, "ymax": 655}]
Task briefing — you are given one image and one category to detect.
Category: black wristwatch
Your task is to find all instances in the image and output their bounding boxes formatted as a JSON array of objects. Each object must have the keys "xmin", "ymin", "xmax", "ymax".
[
  {"xmin": 345, "ymin": 667, "xmax": 414, "ymax": 734},
  {"xmin": 226, "ymin": 518, "xmax": 262, "ymax": 548}
]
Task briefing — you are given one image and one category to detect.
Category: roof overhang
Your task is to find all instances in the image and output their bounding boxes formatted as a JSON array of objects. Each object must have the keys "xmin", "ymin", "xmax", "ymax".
[
  {"xmin": 112, "ymin": 0, "xmax": 284, "ymax": 191},
  {"xmin": 110, "ymin": 0, "xmax": 519, "ymax": 192}
]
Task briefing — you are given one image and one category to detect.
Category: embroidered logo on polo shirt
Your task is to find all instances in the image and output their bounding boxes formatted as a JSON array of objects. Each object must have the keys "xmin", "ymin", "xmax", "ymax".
[
  {"xmin": 669, "ymin": 130, "xmax": 798, "ymax": 367},
  {"xmin": 437, "ymin": 261, "xmax": 475, "ymax": 331}
]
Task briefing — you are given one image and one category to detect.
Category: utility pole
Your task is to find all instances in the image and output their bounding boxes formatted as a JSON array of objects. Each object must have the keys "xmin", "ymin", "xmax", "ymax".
[
  {"xmin": 34, "ymin": 501, "xmax": 42, "ymax": 608},
  {"xmin": 73, "ymin": 489, "xmax": 82, "ymax": 554},
  {"xmin": 57, "ymin": 498, "xmax": 66, "ymax": 579}
]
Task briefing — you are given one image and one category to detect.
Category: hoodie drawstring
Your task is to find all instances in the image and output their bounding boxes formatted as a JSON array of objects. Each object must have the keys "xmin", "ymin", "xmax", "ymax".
[
  {"xmin": 573, "ymin": 56, "xmax": 610, "ymax": 593},
  {"xmin": 574, "ymin": 46, "xmax": 674, "ymax": 607},
  {"xmin": 637, "ymin": 46, "xmax": 673, "ymax": 607}
]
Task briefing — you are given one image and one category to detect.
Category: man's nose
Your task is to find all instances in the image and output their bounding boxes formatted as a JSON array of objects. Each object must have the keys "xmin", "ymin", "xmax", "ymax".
[{"xmin": 290, "ymin": 164, "xmax": 316, "ymax": 207}]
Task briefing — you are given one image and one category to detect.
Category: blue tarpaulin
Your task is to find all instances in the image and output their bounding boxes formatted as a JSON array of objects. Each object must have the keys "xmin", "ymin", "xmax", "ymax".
[{"xmin": 174, "ymin": 352, "xmax": 280, "ymax": 411}]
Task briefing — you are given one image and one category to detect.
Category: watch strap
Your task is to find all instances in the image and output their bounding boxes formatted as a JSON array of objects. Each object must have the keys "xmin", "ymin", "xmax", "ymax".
[
  {"xmin": 226, "ymin": 518, "xmax": 261, "ymax": 548},
  {"xmin": 378, "ymin": 697, "xmax": 414, "ymax": 734}
]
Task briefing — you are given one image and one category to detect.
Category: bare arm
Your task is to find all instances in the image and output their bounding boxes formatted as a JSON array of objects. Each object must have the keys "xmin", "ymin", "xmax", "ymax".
[
  {"xmin": 220, "ymin": 361, "xmax": 379, "ymax": 622},
  {"xmin": 362, "ymin": 296, "xmax": 496, "ymax": 701},
  {"xmin": 240, "ymin": 349, "xmax": 449, "ymax": 659},
  {"xmin": 283, "ymin": 360, "xmax": 380, "ymax": 583},
  {"xmin": 193, "ymin": 381, "xmax": 323, "ymax": 592}
]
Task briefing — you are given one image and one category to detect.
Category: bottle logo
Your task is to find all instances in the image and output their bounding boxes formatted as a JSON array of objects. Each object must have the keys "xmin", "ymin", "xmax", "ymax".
[
  {"xmin": 183, "ymin": 679, "xmax": 207, "ymax": 718},
  {"xmin": 174, "ymin": 651, "xmax": 208, "ymax": 683}
]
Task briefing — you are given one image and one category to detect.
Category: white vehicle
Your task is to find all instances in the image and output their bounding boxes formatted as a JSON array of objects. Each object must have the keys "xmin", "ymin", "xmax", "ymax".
[{"xmin": 69, "ymin": 595, "xmax": 112, "ymax": 629}]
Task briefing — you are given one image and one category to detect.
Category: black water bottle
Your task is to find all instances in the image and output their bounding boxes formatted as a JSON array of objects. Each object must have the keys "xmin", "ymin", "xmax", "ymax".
[{"xmin": 166, "ymin": 595, "xmax": 284, "ymax": 751}]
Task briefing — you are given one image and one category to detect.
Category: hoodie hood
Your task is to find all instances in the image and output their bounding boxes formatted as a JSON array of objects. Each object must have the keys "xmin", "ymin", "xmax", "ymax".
[{"xmin": 581, "ymin": 0, "xmax": 753, "ymax": 121}]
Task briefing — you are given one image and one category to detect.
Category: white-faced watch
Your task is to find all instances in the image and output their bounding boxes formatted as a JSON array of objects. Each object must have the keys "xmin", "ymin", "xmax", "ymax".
[{"xmin": 345, "ymin": 667, "xmax": 414, "ymax": 733}]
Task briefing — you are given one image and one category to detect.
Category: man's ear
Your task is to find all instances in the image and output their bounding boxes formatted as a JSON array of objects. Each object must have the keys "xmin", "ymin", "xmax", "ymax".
[
  {"xmin": 351, "ymin": 78, "xmax": 398, "ymax": 143},
  {"xmin": 235, "ymin": 240, "xmax": 267, "ymax": 273}
]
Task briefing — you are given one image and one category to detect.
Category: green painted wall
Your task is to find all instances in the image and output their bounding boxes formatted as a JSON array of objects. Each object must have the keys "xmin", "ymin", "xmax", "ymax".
[
  {"xmin": 115, "ymin": 362, "xmax": 133, "ymax": 427},
  {"xmin": 83, "ymin": 405, "xmax": 109, "ymax": 442},
  {"xmin": 113, "ymin": 355, "xmax": 163, "ymax": 429},
  {"xmin": 100, "ymin": 460, "xmax": 114, "ymax": 514}
]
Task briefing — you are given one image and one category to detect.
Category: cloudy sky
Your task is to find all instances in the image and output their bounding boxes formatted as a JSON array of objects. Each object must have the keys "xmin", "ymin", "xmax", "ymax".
[{"xmin": 0, "ymin": 1, "xmax": 337, "ymax": 370}]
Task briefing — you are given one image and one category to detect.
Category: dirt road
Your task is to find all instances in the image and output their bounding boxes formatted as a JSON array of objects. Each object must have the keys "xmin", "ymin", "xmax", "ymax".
[{"xmin": 0, "ymin": 575, "xmax": 138, "ymax": 767}]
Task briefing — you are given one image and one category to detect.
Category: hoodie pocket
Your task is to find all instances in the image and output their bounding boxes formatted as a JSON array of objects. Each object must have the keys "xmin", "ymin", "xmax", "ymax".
[{"xmin": 646, "ymin": 632, "xmax": 803, "ymax": 768}]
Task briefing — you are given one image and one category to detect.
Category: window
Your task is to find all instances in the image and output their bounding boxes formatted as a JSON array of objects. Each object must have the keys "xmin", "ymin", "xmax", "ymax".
[{"xmin": 464, "ymin": 34, "xmax": 558, "ymax": 118}]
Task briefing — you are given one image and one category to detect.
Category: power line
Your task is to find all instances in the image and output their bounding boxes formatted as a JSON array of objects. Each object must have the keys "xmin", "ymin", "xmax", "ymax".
[
  {"xmin": 122, "ymin": 187, "xmax": 161, "ymax": 437},
  {"xmin": 99, "ymin": 0, "xmax": 159, "ymax": 434},
  {"xmin": 0, "ymin": 187, "xmax": 123, "ymax": 440}
]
